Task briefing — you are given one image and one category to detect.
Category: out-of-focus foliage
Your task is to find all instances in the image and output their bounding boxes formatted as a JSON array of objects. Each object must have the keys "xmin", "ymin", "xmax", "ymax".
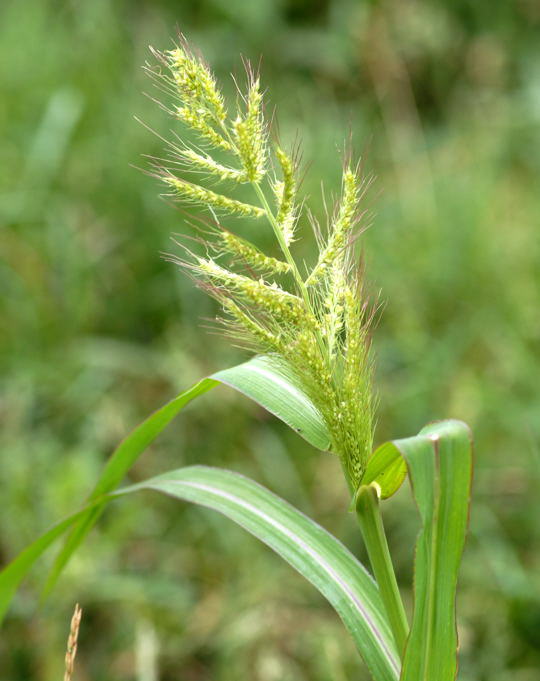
[{"xmin": 0, "ymin": 1, "xmax": 539, "ymax": 680}]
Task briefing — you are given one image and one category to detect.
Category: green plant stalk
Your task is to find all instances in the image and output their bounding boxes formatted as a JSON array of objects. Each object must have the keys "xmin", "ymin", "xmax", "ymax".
[{"xmin": 356, "ymin": 483, "xmax": 409, "ymax": 659}]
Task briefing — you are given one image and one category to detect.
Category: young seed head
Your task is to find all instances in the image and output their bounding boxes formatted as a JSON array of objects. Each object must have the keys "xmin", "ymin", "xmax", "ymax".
[
  {"xmin": 274, "ymin": 147, "xmax": 298, "ymax": 246},
  {"xmin": 164, "ymin": 176, "xmax": 264, "ymax": 218},
  {"xmin": 147, "ymin": 39, "xmax": 376, "ymax": 496},
  {"xmin": 167, "ymin": 46, "xmax": 227, "ymax": 123},
  {"xmin": 231, "ymin": 76, "xmax": 267, "ymax": 183},
  {"xmin": 306, "ymin": 167, "xmax": 361, "ymax": 286},
  {"xmin": 220, "ymin": 231, "xmax": 291, "ymax": 275}
]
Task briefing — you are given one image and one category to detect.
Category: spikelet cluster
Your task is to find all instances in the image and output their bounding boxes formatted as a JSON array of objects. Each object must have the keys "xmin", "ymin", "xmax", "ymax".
[
  {"xmin": 274, "ymin": 147, "xmax": 298, "ymax": 246},
  {"xmin": 306, "ymin": 168, "xmax": 362, "ymax": 285},
  {"xmin": 164, "ymin": 176, "xmax": 263, "ymax": 217},
  {"xmin": 219, "ymin": 231, "xmax": 291, "ymax": 275},
  {"xmin": 146, "ymin": 38, "xmax": 375, "ymax": 493},
  {"xmin": 232, "ymin": 76, "xmax": 267, "ymax": 182}
]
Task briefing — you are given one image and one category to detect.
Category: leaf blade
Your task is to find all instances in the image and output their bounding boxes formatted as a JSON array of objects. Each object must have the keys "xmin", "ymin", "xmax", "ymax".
[
  {"xmin": 118, "ymin": 466, "xmax": 400, "ymax": 681},
  {"xmin": 1, "ymin": 466, "xmax": 400, "ymax": 680},
  {"xmin": 41, "ymin": 353, "xmax": 332, "ymax": 599},
  {"xmin": 0, "ymin": 506, "xmax": 97, "ymax": 623},
  {"xmin": 212, "ymin": 355, "xmax": 331, "ymax": 451}
]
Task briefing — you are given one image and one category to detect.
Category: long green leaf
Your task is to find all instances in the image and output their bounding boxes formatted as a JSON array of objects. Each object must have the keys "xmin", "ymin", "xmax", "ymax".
[
  {"xmin": 115, "ymin": 466, "xmax": 399, "ymax": 680},
  {"xmin": 1, "ymin": 466, "xmax": 400, "ymax": 680},
  {"xmin": 0, "ymin": 502, "xmax": 102, "ymax": 623},
  {"xmin": 395, "ymin": 420, "xmax": 473, "ymax": 681}
]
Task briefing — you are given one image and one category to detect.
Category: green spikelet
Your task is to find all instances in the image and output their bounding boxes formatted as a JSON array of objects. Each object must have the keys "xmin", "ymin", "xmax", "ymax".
[
  {"xmin": 322, "ymin": 261, "xmax": 346, "ymax": 363},
  {"xmin": 164, "ymin": 177, "xmax": 263, "ymax": 217},
  {"xmin": 220, "ymin": 232, "xmax": 291, "ymax": 275},
  {"xmin": 221, "ymin": 299, "xmax": 285, "ymax": 352},
  {"xmin": 197, "ymin": 259, "xmax": 310, "ymax": 325},
  {"xmin": 340, "ymin": 285, "xmax": 374, "ymax": 486},
  {"xmin": 274, "ymin": 147, "xmax": 297, "ymax": 246},
  {"xmin": 232, "ymin": 78, "xmax": 267, "ymax": 182},
  {"xmin": 167, "ymin": 47, "xmax": 227, "ymax": 123},
  {"xmin": 177, "ymin": 149, "xmax": 245, "ymax": 182},
  {"xmin": 175, "ymin": 107, "xmax": 231, "ymax": 150},
  {"xmin": 306, "ymin": 168, "xmax": 360, "ymax": 286}
]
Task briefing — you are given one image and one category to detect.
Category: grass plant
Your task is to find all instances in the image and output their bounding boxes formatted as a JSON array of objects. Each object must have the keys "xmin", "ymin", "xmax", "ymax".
[{"xmin": 0, "ymin": 36, "xmax": 475, "ymax": 681}]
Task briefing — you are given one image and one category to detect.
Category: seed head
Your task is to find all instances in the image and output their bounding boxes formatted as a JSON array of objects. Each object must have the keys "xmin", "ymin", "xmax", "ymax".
[
  {"xmin": 146, "ymin": 39, "xmax": 376, "ymax": 494},
  {"xmin": 274, "ymin": 147, "xmax": 298, "ymax": 246},
  {"xmin": 167, "ymin": 47, "xmax": 227, "ymax": 123}
]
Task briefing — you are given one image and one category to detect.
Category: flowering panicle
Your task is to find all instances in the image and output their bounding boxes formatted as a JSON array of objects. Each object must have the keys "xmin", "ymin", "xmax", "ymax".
[{"xmin": 146, "ymin": 39, "xmax": 376, "ymax": 492}]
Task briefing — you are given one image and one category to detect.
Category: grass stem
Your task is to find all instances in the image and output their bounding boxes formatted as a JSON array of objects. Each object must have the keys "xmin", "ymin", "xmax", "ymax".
[{"xmin": 355, "ymin": 483, "xmax": 409, "ymax": 658}]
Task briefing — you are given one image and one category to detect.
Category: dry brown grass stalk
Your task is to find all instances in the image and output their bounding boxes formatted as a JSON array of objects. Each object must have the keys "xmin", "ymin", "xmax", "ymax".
[{"xmin": 63, "ymin": 603, "xmax": 82, "ymax": 681}]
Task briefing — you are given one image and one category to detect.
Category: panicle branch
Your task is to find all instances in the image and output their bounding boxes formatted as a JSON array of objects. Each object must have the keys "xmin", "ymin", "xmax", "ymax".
[
  {"xmin": 274, "ymin": 147, "xmax": 298, "ymax": 246},
  {"xmin": 164, "ymin": 176, "xmax": 264, "ymax": 218},
  {"xmin": 219, "ymin": 231, "xmax": 291, "ymax": 275},
  {"xmin": 232, "ymin": 74, "xmax": 267, "ymax": 183},
  {"xmin": 175, "ymin": 148, "xmax": 247, "ymax": 182},
  {"xmin": 305, "ymin": 167, "xmax": 362, "ymax": 286}
]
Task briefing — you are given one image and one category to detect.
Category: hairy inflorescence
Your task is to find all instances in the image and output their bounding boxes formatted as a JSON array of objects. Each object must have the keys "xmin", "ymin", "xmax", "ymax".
[{"xmin": 145, "ymin": 37, "xmax": 376, "ymax": 492}]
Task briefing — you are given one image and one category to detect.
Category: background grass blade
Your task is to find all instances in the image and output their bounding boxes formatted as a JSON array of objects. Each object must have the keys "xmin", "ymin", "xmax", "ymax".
[
  {"xmin": 42, "ymin": 378, "xmax": 217, "ymax": 597},
  {"xmin": 212, "ymin": 355, "xmax": 331, "ymax": 451},
  {"xmin": 0, "ymin": 506, "xmax": 98, "ymax": 623},
  {"xmin": 116, "ymin": 466, "xmax": 400, "ymax": 681},
  {"xmin": 395, "ymin": 420, "xmax": 473, "ymax": 681}
]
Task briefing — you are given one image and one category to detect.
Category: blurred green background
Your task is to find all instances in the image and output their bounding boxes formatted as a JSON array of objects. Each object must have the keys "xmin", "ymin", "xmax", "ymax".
[{"xmin": 1, "ymin": 0, "xmax": 539, "ymax": 679}]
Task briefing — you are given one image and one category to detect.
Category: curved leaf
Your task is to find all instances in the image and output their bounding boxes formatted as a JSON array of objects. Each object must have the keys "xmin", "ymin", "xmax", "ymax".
[
  {"xmin": 212, "ymin": 355, "xmax": 331, "ymax": 451},
  {"xmin": 361, "ymin": 442, "xmax": 407, "ymax": 499},
  {"xmin": 117, "ymin": 466, "xmax": 400, "ymax": 680},
  {"xmin": 0, "ymin": 508, "xmax": 92, "ymax": 623},
  {"xmin": 1, "ymin": 466, "xmax": 400, "ymax": 680}
]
